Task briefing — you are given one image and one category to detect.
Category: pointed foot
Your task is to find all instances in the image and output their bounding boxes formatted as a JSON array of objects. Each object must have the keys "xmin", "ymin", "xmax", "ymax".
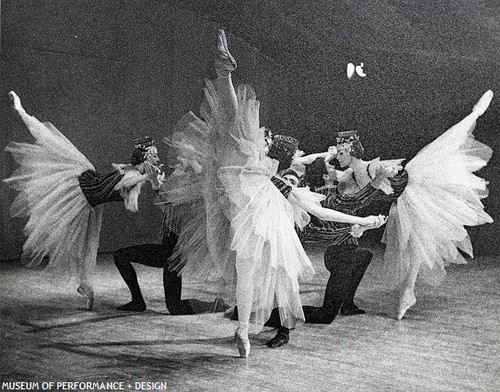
[
  {"xmin": 8, "ymin": 91, "xmax": 23, "ymax": 112},
  {"xmin": 77, "ymin": 284, "xmax": 94, "ymax": 311},
  {"xmin": 235, "ymin": 327, "xmax": 250, "ymax": 358},
  {"xmin": 215, "ymin": 29, "xmax": 237, "ymax": 76},
  {"xmin": 472, "ymin": 90, "xmax": 493, "ymax": 117},
  {"xmin": 397, "ymin": 292, "xmax": 416, "ymax": 320}
]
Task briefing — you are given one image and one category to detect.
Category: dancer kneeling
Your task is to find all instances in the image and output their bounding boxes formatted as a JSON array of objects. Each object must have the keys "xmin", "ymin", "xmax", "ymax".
[
  {"xmin": 161, "ymin": 30, "xmax": 385, "ymax": 357},
  {"xmin": 316, "ymin": 91, "xmax": 494, "ymax": 319}
]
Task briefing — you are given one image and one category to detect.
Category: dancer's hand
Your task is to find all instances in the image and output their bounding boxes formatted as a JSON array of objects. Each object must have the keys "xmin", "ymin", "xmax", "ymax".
[
  {"xmin": 359, "ymin": 215, "xmax": 387, "ymax": 227},
  {"xmin": 378, "ymin": 166, "xmax": 399, "ymax": 179},
  {"xmin": 144, "ymin": 162, "xmax": 165, "ymax": 190},
  {"xmin": 350, "ymin": 224, "xmax": 365, "ymax": 238},
  {"xmin": 325, "ymin": 161, "xmax": 337, "ymax": 182},
  {"xmin": 325, "ymin": 146, "xmax": 337, "ymax": 162},
  {"xmin": 351, "ymin": 215, "xmax": 387, "ymax": 237},
  {"xmin": 372, "ymin": 166, "xmax": 399, "ymax": 189}
]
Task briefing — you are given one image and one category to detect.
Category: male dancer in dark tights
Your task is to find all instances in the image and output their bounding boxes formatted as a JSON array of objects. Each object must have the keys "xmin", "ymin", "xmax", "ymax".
[
  {"xmin": 264, "ymin": 162, "xmax": 405, "ymax": 348},
  {"xmin": 114, "ymin": 199, "xmax": 226, "ymax": 314}
]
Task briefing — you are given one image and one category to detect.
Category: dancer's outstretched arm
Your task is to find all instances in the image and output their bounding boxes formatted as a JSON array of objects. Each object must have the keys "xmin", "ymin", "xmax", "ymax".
[
  {"xmin": 293, "ymin": 151, "xmax": 329, "ymax": 166},
  {"xmin": 298, "ymin": 195, "xmax": 385, "ymax": 226}
]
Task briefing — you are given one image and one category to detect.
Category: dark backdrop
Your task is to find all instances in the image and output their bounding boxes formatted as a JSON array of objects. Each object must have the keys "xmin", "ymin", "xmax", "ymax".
[{"xmin": 1, "ymin": 0, "xmax": 499, "ymax": 260}]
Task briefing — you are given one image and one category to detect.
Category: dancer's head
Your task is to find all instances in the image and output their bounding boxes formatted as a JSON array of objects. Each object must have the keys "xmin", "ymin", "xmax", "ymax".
[
  {"xmin": 303, "ymin": 157, "xmax": 328, "ymax": 189},
  {"xmin": 267, "ymin": 134, "xmax": 300, "ymax": 172},
  {"xmin": 282, "ymin": 169, "xmax": 301, "ymax": 187},
  {"xmin": 336, "ymin": 131, "xmax": 364, "ymax": 168},
  {"xmin": 130, "ymin": 136, "xmax": 160, "ymax": 168}
]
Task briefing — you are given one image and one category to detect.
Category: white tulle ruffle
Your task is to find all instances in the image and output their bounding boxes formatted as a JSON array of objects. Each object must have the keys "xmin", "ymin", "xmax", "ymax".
[
  {"xmin": 381, "ymin": 91, "xmax": 494, "ymax": 286},
  {"xmin": 4, "ymin": 108, "xmax": 102, "ymax": 282},
  {"xmin": 160, "ymin": 81, "xmax": 315, "ymax": 331}
]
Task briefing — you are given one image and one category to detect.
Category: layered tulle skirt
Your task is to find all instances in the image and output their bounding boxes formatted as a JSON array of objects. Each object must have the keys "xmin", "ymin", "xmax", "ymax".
[
  {"xmin": 219, "ymin": 163, "xmax": 314, "ymax": 331},
  {"xmin": 380, "ymin": 91, "xmax": 494, "ymax": 287},
  {"xmin": 4, "ymin": 105, "xmax": 102, "ymax": 282},
  {"xmin": 160, "ymin": 81, "xmax": 315, "ymax": 331}
]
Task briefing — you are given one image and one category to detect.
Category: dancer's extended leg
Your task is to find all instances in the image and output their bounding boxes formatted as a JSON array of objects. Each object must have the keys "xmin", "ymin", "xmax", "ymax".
[
  {"xmin": 214, "ymin": 29, "xmax": 251, "ymax": 358},
  {"xmin": 214, "ymin": 29, "xmax": 248, "ymax": 169},
  {"xmin": 215, "ymin": 29, "xmax": 238, "ymax": 123}
]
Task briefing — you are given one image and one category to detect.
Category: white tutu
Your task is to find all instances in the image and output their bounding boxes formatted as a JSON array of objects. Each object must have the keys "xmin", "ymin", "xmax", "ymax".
[
  {"xmin": 158, "ymin": 106, "xmax": 235, "ymax": 301},
  {"xmin": 219, "ymin": 163, "xmax": 315, "ymax": 330},
  {"xmin": 4, "ymin": 105, "xmax": 102, "ymax": 282},
  {"xmin": 161, "ymin": 80, "xmax": 315, "ymax": 331},
  {"xmin": 4, "ymin": 94, "xmax": 149, "ymax": 286},
  {"xmin": 381, "ymin": 90, "xmax": 494, "ymax": 287}
]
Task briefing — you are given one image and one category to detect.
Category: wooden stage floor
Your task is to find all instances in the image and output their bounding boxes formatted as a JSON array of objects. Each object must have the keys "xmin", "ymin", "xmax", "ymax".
[{"xmin": 0, "ymin": 245, "xmax": 499, "ymax": 392}]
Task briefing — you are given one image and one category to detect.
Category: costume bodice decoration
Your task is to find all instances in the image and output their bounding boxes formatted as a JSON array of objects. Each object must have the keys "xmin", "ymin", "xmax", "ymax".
[{"xmin": 78, "ymin": 169, "xmax": 124, "ymax": 207}]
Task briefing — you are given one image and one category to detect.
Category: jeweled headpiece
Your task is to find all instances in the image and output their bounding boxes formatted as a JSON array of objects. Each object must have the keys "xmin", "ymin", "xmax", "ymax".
[
  {"xmin": 268, "ymin": 134, "xmax": 299, "ymax": 172},
  {"xmin": 336, "ymin": 130, "xmax": 364, "ymax": 158},
  {"xmin": 130, "ymin": 136, "xmax": 157, "ymax": 165}
]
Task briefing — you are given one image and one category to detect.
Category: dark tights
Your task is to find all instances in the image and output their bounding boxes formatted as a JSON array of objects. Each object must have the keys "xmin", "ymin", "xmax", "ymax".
[
  {"xmin": 265, "ymin": 244, "xmax": 373, "ymax": 327},
  {"xmin": 113, "ymin": 235, "xmax": 194, "ymax": 315}
]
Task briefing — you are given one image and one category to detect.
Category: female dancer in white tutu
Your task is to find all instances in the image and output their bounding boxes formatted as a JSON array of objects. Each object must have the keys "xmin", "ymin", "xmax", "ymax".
[
  {"xmin": 160, "ymin": 30, "xmax": 384, "ymax": 358},
  {"xmin": 325, "ymin": 90, "xmax": 494, "ymax": 319},
  {"xmin": 4, "ymin": 92, "xmax": 164, "ymax": 310}
]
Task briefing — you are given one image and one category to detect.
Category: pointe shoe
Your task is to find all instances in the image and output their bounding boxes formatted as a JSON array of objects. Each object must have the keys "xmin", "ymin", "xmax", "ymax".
[
  {"xmin": 397, "ymin": 292, "xmax": 416, "ymax": 320},
  {"xmin": 472, "ymin": 90, "xmax": 493, "ymax": 117},
  {"xmin": 234, "ymin": 327, "xmax": 250, "ymax": 358},
  {"xmin": 215, "ymin": 29, "xmax": 237, "ymax": 76},
  {"xmin": 8, "ymin": 91, "xmax": 23, "ymax": 113},
  {"xmin": 77, "ymin": 284, "xmax": 94, "ymax": 311}
]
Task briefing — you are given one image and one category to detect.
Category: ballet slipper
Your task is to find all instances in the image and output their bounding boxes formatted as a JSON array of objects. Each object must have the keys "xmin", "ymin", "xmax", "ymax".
[
  {"xmin": 472, "ymin": 90, "xmax": 493, "ymax": 117},
  {"xmin": 266, "ymin": 327, "xmax": 290, "ymax": 348},
  {"xmin": 397, "ymin": 290, "xmax": 416, "ymax": 320},
  {"xmin": 77, "ymin": 283, "xmax": 94, "ymax": 311},
  {"xmin": 9, "ymin": 91, "xmax": 24, "ymax": 113},
  {"xmin": 234, "ymin": 326, "xmax": 250, "ymax": 358},
  {"xmin": 215, "ymin": 29, "xmax": 237, "ymax": 77},
  {"xmin": 340, "ymin": 304, "xmax": 366, "ymax": 316}
]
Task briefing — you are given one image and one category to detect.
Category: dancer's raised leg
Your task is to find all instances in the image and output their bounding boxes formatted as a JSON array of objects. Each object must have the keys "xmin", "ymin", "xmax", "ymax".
[
  {"xmin": 214, "ymin": 30, "xmax": 251, "ymax": 358},
  {"xmin": 215, "ymin": 29, "xmax": 237, "ymax": 122}
]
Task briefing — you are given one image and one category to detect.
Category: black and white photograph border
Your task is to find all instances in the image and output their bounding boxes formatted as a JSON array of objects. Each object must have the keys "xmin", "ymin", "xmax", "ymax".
[{"xmin": 1, "ymin": 1, "xmax": 499, "ymax": 392}]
